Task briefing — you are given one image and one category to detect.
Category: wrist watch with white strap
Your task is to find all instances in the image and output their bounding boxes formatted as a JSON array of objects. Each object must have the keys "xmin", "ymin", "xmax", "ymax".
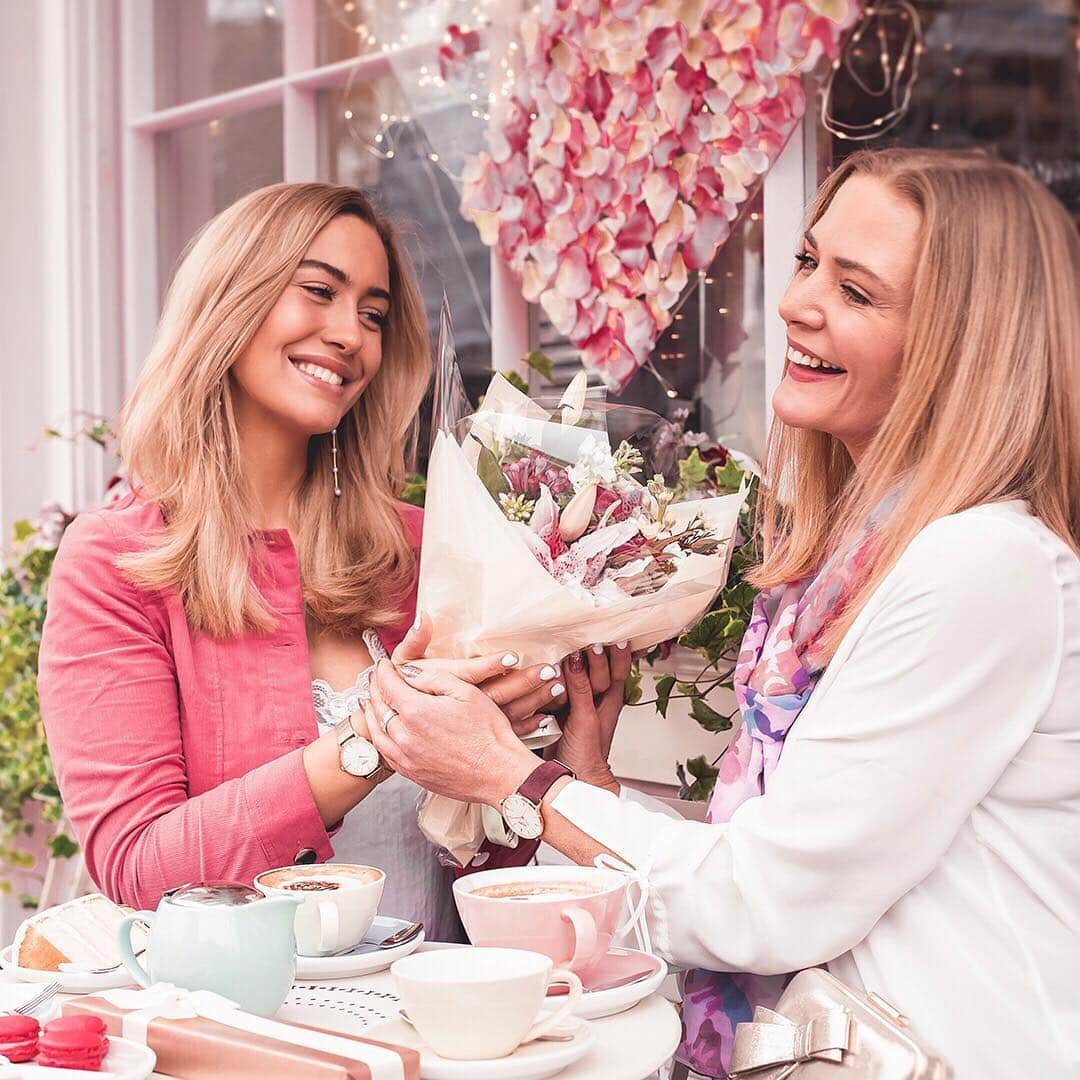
[
  {"xmin": 499, "ymin": 759, "xmax": 575, "ymax": 839},
  {"xmin": 334, "ymin": 718, "xmax": 393, "ymax": 784}
]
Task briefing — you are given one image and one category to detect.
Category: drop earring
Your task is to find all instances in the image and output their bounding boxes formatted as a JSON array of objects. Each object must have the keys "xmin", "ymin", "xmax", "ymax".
[{"xmin": 331, "ymin": 429, "xmax": 341, "ymax": 497}]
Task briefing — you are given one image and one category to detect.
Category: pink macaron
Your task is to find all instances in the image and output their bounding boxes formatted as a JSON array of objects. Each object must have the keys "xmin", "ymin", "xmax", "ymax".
[
  {"xmin": 37, "ymin": 1015, "xmax": 109, "ymax": 1071},
  {"xmin": 0, "ymin": 1014, "xmax": 40, "ymax": 1063}
]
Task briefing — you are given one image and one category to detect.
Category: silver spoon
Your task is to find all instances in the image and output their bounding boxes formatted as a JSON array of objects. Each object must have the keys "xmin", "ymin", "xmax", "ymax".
[{"xmin": 326, "ymin": 921, "xmax": 423, "ymax": 957}]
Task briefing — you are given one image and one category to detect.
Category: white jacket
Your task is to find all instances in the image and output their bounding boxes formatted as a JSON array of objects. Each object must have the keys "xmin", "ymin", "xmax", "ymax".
[{"xmin": 552, "ymin": 502, "xmax": 1080, "ymax": 1079}]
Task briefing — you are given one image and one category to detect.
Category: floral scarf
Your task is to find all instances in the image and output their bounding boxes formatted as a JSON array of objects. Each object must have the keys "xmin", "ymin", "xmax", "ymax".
[{"xmin": 676, "ymin": 501, "xmax": 890, "ymax": 1078}]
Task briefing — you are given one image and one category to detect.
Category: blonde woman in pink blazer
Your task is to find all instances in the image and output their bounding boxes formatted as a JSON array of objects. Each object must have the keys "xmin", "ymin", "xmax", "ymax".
[{"xmin": 38, "ymin": 184, "xmax": 562, "ymax": 931}]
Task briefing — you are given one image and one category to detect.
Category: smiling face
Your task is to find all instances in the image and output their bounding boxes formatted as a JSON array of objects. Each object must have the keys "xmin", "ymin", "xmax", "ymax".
[
  {"xmin": 772, "ymin": 175, "xmax": 922, "ymax": 465},
  {"xmin": 229, "ymin": 213, "xmax": 391, "ymax": 441}
]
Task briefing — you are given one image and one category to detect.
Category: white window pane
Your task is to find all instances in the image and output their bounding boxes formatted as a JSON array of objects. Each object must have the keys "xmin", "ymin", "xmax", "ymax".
[
  {"xmin": 156, "ymin": 105, "xmax": 283, "ymax": 299},
  {"xmin": 318, "ymin": 84, "xmax": 492, "ymax": 401},
  {"xmin": 153, "ymin": 0, "xmax": 283, "ymax": 110},
  {"xmin": 317, "ymin": 2, "xmax": 430, "ymax": 66}
]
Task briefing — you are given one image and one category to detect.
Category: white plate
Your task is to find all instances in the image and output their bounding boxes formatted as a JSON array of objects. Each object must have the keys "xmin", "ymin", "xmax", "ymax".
[
  {"xmin": 566, "ymin": 951, "xmax": 668, "ymax": 1021},
  {"xmin": 0, "ymin": 946, "xmax": 134, "ymax": 995},
  {"xmin": 8, "ymin": 1034, "xmax": 156, "ymax": 1079},
  {"xmin": 294, "ymin": 916, "xmax": 425, "ymax": 980},
  {"xmin": 379, "ymin": 1014, "xmax": 592, "ymax": 1080}
]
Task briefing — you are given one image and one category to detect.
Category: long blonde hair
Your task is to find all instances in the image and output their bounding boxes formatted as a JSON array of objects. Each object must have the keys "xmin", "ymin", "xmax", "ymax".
[
  {"xmin": 751, "ymin": 148, "xmax": 1080, "ymax": 657},
  {"xmin": 118, "ymin": 183, "xmax": 431, "ymax": 638}
]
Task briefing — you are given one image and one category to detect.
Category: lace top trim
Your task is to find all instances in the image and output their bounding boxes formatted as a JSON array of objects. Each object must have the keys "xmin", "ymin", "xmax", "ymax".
[{"xmin": 311, "ymin": 628, "xmax": 388, "ymax": 729}]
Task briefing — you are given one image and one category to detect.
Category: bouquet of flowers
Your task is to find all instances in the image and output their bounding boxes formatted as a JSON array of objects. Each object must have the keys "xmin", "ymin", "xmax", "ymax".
[
  {"xmin": 417, "ymin": 371, "xmax": 747, "ymax": 666},
  {"xmin": 414, "ymin": 302, "xmax": 747, "ymax": 864}
]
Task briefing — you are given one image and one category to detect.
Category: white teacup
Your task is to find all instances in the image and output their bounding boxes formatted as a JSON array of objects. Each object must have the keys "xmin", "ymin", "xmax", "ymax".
[
  {"xmin": 392, "ymin": 947, "xmax": 582, "ymax": 1060},
  {"xmin": 254, "ymin": 863, "xmax": 384, "ymax": 957}
]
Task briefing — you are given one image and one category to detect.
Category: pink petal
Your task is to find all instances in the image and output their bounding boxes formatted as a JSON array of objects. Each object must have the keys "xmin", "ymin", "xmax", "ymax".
[
  {"xmin": 623, "ymin": 300, "xmax": 657, "ymax": 357},
  {"xmin": 533, "ymin": 163, "xmax": 565, "ymax": 205},
  {"xmin": 683, "ymin": 205, "xmax": 731, "ymax": 270},
  {"xmin": 645, "ymin": 23, "xmax": 688, "ymax": 77},
  {"xmin": 614, "ymin": 204, "xmax": 652, "ymax": 249},
  {"xmin": 584, "ymin": 71, "xmax": 613, "ymax": 120},
  {"xmin": 544, "ymin": 214, "xmax": 580, "ymax": 253},
  {"xmin": 643, "ymin": 167, "xmax": 679, "ymax": 225},
  {"xmin": 540, "ymin": 287, "xmax": 579, "ymax": 335}
]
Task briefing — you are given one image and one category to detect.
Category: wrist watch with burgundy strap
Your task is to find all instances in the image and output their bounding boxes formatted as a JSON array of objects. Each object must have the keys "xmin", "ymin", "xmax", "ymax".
[{"xmin": 498, "ymin": 760, "xmax": 575, "ymax": 840}]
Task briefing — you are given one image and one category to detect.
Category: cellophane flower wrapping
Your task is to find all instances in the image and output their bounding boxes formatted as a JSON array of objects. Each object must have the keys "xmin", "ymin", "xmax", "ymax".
[{"xmin": 416, "ymin": 372, "xmax": 746, "ymax": 865}]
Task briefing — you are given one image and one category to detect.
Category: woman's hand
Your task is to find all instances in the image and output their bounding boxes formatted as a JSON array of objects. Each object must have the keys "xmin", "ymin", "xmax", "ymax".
[
  {"xmin": 547, "ymin": 645, "xmax": 630, "ymax": 794},
  {"xmin": 366, "ymin": 659, "xmax": 540, "ymax": 808},
  {"xmin": 392, "ymin": 614, "xmax": 568, "ymax": 736}
]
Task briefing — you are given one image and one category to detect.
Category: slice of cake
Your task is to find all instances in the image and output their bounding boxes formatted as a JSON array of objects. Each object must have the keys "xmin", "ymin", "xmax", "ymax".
[{"xmin": 12, "ymin": 893, "xmax": 147, "ymax": 972}]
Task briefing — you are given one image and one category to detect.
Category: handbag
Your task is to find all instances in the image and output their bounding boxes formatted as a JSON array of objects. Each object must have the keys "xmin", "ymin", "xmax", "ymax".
[{"xmin": 728, "ymin": 968, "xmax": 953, "ymax": 1079}]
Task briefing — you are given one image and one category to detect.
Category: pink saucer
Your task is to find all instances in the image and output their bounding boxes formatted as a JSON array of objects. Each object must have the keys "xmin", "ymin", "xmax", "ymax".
[{"xmin": 547, "ymin": 946, "xmax": 662, "ymax": 996}]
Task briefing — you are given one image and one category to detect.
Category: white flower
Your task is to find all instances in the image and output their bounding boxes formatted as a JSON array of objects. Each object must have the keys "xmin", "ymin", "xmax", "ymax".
[{"xmin": 568, "ymin": 434, "xmax": 618, "ymax": 492}]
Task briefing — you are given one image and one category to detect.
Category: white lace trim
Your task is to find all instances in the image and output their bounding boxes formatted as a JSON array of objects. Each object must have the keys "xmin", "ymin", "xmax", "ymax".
[{"xmin": 311, "ymin": 628, "xmax": 389, "ymax": 729}]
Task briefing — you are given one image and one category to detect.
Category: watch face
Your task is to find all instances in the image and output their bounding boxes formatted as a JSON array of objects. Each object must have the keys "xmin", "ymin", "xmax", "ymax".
[
  {"xmin": 501, "ymin": 793, "xmax": 543, "ymax": 840},
  {"xmin": 340, "ymin": 736, "xmax": 380, "ymax": 778}
]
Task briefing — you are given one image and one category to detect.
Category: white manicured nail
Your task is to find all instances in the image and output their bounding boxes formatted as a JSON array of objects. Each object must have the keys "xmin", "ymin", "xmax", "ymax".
[
  {"xmin": 616, "ymin": 640, "xmax": 628, "ymax": 649},
  {"xmin": 501, "ymin": 652, "xmax": 519, "ymax": 668},
  {"xmin": 591, "ymin": 644, "xmax": 605, "ymax": 655},
  {"xmin": 540, "ymin": 665, "xmax": 558, "ymax": 681},
  {"xmin": 413, "ymin": 612, "xmax": 423, "ymax": 630},
  {"xmin": 550, "ymin": 683, "xmax": 565, "ymax": 698}
]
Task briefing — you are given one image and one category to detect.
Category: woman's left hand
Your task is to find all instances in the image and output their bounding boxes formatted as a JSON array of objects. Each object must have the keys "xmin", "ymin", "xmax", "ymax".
[
  {"xmin": 366, "ymin": 660, "xmax": 538, "ymax": 807},
  {"xmin": 392, "ymin": 615, "xmax": 567, "ymax": 737}
]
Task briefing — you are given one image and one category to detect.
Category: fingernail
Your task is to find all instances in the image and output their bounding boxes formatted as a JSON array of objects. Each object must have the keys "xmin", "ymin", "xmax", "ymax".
[
  {"xmin": 540, "ymin": 665, "xmax": 558, "ymax": 681},
  {"xmin": 590, "ymin": 644, "xmax": 605, "ymax": 655},
  {"xmin": 568, "ymin": 651, "xmax": 585, "ymax": 673},
  {"xmin": 501, "ymin": 652, "xmax": 519, "ymax": 668},
  {"xmin": 550, "ymin": 682, "xmax": 565, "ymax": 698},
  {"xmin": 413, "ymin": 612, "xmax": 422, "ymax": 630},
  {"xmin": 616, "ymin": 640, "xmax": 628, "ymax": 649},
  {"xmin": 400, "ymin": 663, "xmax": 422, "ymax": 677}
]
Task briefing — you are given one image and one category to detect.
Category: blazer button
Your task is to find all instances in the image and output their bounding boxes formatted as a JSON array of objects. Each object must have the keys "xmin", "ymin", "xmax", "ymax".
[{"xmin": 293, "ymin": 848, "xmax": 317, "ymax": 865}]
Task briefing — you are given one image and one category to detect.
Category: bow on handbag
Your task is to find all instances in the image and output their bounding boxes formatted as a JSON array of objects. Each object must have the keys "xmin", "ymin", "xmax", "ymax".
[{"xmin": 729, "ymin": 1006, "xmax": 851, "ymax": 1078}]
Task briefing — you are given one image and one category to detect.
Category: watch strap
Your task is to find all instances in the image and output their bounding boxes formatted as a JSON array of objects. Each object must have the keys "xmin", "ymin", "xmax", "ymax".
[{"xmin": 517, "ymin": 759, "xmax": 574, "ymax": 806}]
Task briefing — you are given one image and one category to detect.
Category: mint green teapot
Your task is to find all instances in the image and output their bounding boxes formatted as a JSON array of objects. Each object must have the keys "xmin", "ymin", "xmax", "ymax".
[{"xmin": 117, "ymin": 882, "xmax": 302, "ymax": 1016}]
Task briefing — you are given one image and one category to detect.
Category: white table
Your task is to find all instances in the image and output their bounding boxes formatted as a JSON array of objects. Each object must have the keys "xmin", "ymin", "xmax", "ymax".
[{"xmin": 7, "ymin": 946, "xmax": 682, "ymax": 1080}]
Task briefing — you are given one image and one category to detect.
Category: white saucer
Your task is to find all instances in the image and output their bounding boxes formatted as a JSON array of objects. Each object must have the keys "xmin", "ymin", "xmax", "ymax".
[
  {"xmin": 0, "ymin": 946, "xmax": 134, "ymax": 994},
  {"xmin": 562, "ymin": 949, "xmax": 668, "ymax": 1021},
  {"xmin": 294, "ymin": 916, "xmax": 425, "ymax": 980},
  {"xmin": 6, "ymin": 1034, "xmax": 156, "ymax": 1079},
  {"xmin": 378, "ymin": 1014, "xmax": 592, "ymax": 1080}
]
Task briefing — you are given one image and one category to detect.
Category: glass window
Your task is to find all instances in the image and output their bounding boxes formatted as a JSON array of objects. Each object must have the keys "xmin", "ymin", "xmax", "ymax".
[
  {"xmin": 153, "ymin": 0, "xmax": 284, "ymax": 110},
  {"xmin": 155, "ymin": 105, "xmax": 284, "ymax": 297},
  {"xmin": 319, "ymin": 82, "xmax": 493, "ymax": 407},
  {"xmin": 821, "ymin": 0, "xmax": 1080, "ymax": 220}
]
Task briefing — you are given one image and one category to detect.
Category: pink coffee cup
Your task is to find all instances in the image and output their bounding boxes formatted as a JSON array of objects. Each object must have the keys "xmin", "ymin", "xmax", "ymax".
[{"xmin": 453, "ymin": 865, "xmax": 628, "ymax": 976}]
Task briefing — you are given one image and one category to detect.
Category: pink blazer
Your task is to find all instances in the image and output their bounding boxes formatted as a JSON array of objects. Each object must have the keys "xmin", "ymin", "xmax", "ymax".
[{"xmin": 37, "ymin": 493, "xmax": 422, "ymax": 910}]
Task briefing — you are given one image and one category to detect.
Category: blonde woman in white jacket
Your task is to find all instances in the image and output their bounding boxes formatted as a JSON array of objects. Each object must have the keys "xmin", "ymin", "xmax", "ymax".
[{"xmin": 367, "ymin": 148, "xmax": 1080, "ymax": 1078}]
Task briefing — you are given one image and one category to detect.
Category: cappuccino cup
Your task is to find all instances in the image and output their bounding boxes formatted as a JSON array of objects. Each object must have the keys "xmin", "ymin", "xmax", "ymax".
[
  {"xmin": 392, "ymin": 947, "xmax": 582, "ymax": 1060},
  {"xmin": 454, "ymin": 865, "xmax": 627, "ymax": 976},
  {"xmin": 254, "ymin": 863, "xmax": 384, "ymax": 957}
]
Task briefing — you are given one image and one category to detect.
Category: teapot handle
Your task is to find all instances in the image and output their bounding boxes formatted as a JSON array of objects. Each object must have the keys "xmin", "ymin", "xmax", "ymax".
[{"xmin": 117, "ymin": 911, "xmax": 155, "ymax": 987}]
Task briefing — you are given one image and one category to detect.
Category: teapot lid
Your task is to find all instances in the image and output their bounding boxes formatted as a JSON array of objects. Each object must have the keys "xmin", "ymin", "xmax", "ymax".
[{"xmin": 164, "ymin": 882, "xmax": 265, "ymax": 908}]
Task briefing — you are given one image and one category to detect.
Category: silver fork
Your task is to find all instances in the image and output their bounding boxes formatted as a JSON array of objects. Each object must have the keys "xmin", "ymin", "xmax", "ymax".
[{"xmin": 1, "ymin": 980, "xmax": 61, "ymax": 1016}]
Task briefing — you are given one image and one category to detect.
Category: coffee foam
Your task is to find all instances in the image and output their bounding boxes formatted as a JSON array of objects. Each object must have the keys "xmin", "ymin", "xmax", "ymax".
[
  {"xmin": 471, "ymin": 881, "xmax": 603, "ymax": 902},
  {"xmin": 260, "ymin": 865, "xmax": 381, "ymax": 890}
]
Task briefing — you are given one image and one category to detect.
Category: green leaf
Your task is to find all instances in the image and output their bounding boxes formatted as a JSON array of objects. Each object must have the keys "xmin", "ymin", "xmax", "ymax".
[
  {"xmin": 679, "ymin": 754, "xmax": 719, "ymax": 801},
  {"xmin": 675, "ymin": 681, "xmax": 697, "ymax": 696},
  {"xmin": 711, "ymin": 458, "xmax": 746, "ymax": 493},
  {"xmin": 400, "ymin": 473, "xmax": 427, "ymax": 508},
  {"xmin": 654, "ymin": 675, "xmax": 675, "ymax": 717},
  {"xmin": 679, "ymin": 609, "xmax": 736, "ymax": 664},
  {"xmin": 12, "ymin": 520, "xmax": 35, "ymax": 544},
  {"xmin": 497, "ymin": 370, "xmax": 529, "ymax": 395},
  {"xmin": 677, "ymin": 449, "xmax": 709, "ymax": 490},
  {"xmin": 623, "ymin": 664, "xmax": 642, "ymax": 706},
  {"xmin": 524, "ymin": 351, "xmax": 554, "ymax": 382},
  {"xmin": 46, "ymin": 833, "xmax": 79, "ymax": 859},
  {"xmin": 475, "ymin": 445, "xmax": 510, "ymax": 499},
  {"xmin": 18, "ymin": 893, "xmax": 39, "ymax": 910},
  {"xmin": 690, "ymin": 696, "xmax": 733, "ymax": 732}
]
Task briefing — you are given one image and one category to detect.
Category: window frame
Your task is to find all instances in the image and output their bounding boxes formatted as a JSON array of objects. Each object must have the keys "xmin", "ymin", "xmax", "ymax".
[{"xmin": 111, "ymin": 0, "xmax": 808, "ymax": 432}]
